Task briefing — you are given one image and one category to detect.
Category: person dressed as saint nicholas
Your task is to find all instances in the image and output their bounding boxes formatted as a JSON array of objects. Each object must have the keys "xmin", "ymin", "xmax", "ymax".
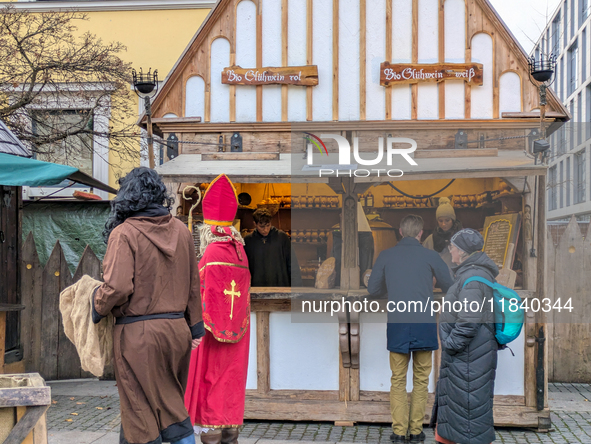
[{"xmin": 185, "ymin": 174, "xmax": 251, "ymax": 444}]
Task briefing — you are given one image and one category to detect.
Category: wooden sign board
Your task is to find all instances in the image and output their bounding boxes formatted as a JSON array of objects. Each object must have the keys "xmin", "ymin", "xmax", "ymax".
[
  {"xmin": 221, "ymin": 65, "xmax": 319, "ymax": 86},
  {"xmin": 482, "ymin": 212, "xmax": 522, "ymax": 270},
  {"xmin": 380, "ymin": 62, "xmax": 484, "ymax": 86}
]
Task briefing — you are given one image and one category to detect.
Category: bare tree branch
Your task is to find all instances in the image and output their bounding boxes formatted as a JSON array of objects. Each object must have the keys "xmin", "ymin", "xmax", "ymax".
[{"xmin": 0, "ymin": 6, "xmax": 140, "ymax": 168}]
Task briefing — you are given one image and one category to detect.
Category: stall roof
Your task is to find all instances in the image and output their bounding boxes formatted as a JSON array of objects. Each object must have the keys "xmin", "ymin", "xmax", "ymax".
[
  {"xmin": 156, "ymin": 150, "xmax": 546, "ymax": 183},
  {"xmin": 0, "ymin": 153, "xmax": 118, "ymax": 194},
  {"xmin": 0, "ymin": 120, "xmax": 31, "ymax": 157},
  {"xmin": 353, "ymin": 150, "xmax": 547, "ymax": 182},
  {"xmin": 156, "ymin": 153, "xmax": 294, "ymax": 183}
]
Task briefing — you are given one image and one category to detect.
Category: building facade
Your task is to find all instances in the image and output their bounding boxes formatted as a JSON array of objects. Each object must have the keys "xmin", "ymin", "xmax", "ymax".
[
  {"xmin": 4, "ymin": 0, "xmax": 215, "ymax": 196},
  {"xmin": 533, "ymin": 0, "xmax": 591, "ymax": 221}
]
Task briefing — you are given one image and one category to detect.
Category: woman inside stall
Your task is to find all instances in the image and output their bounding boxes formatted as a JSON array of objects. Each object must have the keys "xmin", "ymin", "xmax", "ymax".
[{"xmin": 422, "ymin": 197, "xmax": 462, "ymax": 272}]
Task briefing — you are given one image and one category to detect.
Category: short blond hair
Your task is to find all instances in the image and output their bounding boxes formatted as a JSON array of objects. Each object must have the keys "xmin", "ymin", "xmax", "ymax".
[{"xmin": 400, "ymin": 214, "xmax": 424, "ymax": 238}]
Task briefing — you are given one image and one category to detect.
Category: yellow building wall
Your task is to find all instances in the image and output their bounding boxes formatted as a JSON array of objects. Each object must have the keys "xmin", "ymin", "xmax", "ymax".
[{"xmin": 72, "ymin": 9, "xmax": 211, "ymax": 188}]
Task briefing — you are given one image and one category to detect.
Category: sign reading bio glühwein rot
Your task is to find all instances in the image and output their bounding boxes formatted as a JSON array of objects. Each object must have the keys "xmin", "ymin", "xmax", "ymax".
[
  {"xmin": 380, "ymin": 62, "xmax": 484, "ymax": 86},
  {"xmin": 222, "ymin": 65, "xmax": 319, "ymax": 86}
]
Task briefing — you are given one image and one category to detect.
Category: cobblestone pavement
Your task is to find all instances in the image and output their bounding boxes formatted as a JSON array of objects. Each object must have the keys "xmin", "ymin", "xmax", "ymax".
[{"xmin": 46, "ymin": 381, "xmax": 591, "ymax": 443}]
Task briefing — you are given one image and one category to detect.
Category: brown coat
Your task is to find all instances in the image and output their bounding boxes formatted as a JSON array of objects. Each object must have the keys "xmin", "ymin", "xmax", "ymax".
[{"xmin": 94, "ymin": 214, "xmax": 202, "ymax": 444}]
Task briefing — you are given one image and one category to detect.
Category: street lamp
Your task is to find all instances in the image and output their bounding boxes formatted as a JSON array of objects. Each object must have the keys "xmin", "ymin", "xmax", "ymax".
[
  {"xmin": 132, "ymin": 68, "xmax": 159, "ymax": 169},
  {"xmin": 527, "ymin": 54, "xmax": 557, "ymax": 138}
]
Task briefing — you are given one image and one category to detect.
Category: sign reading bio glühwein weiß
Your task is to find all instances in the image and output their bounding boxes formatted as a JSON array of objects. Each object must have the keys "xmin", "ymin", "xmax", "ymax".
[
  {"xmin": 221, "ymin": 65, "xmax": 319, "ymax": 86},
  {"xmin": 380, "ymin": 62, "xmax": 484, "ymax": 86}
]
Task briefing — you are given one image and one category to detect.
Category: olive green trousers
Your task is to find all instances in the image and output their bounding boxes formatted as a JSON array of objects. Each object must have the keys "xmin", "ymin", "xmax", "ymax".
[{"xmin": 389, "ymin": 350, "xmax": 433, "ymax": 436}]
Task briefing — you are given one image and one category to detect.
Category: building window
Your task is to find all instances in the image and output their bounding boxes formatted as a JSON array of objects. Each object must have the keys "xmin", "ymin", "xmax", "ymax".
[
  {"xmin": 587, "ymin": 84, "xmax": 591, "ymax": 140},
  {"xmin": 582, "ymin": 0, "xmax": 589, "ymax": 25},
  {"xmin": 549, "ymin": 165, "xmax": 558, "ymax": 211},
  {"xmin": 567, "ymin": 156, "xmax": 572, "ymax": 205},
  {"xmin": 583, "ymin": 29, "xmax": 587, "ymax": 80},
  {"xmin": 553, "ymin": 13, "xmax": 561, "ymax": 52},
  {"xmin": 570, "ymin": 102, "xmax": 576, "ymax": 150},
  {"xmin": 578, "ymin": 93, "xmax": 583, "ymax": 145},
  {"xmin": 575, "ymin": 149, "xmax": 587, "ymax": 203},
  {"xmin": 560, "ymin": 160, "xmax": 565, "ymax": 208},
  {"xmin": 32, "ymin": 110, "xmax": 94, "ymax": 176},
  {"xmin": 568, "ymin": 42, "xmax": 579, "ymax": 96},
  {"xmin": 572, "ymin": 0, "xmax": 576, "ymax": 38}
]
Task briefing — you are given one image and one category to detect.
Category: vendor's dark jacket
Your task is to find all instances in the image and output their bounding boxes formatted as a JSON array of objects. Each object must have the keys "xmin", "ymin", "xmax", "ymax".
[
  {"xmin": 367, "ymin": 237, "xmax": 454, "ymax": 353},
  {"xmin": 434, "ymin": 251, "xmax": 499, "ymax": 444},
  {"xmin": 244, "ymin": 227, "xmax": 302, "ymax": 287}
]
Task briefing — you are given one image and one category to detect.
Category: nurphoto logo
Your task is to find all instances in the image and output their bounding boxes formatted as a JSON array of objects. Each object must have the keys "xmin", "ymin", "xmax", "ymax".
[{"xmin": 304, "ymin": 133, "xmax": 419, "ymax": 178}]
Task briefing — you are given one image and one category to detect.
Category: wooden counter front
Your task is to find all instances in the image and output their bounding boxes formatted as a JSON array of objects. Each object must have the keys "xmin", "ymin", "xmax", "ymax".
[{"xmin": 245, "ymin": 288, "xmax": 546, "ymax": 428}]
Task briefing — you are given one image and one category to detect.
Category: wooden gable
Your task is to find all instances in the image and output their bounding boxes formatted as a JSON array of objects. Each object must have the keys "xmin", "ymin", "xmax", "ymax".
[{"xmin": 150, "ymin": 0, "xmax": 568, "ymax": 124}]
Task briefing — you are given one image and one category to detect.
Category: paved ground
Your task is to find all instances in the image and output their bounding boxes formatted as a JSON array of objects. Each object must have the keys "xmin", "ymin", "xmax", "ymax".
[{"xmin": 45, "ymin": 380, "xmax": 591, "ymax": 444}]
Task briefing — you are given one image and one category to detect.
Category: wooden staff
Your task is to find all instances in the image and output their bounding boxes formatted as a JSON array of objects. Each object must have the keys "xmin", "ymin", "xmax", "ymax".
[{"xmin": 182, "ymin": 186, "xmax": 202, "ymax": 233}]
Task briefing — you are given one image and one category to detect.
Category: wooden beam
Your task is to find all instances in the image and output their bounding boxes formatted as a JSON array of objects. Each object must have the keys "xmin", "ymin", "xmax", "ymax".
[
  {"xmin": 201, "ymin": 153, "xmax": 280, "ymax": 161},
  {"xmin": 438, "ymin": 0, "xmax": 445, "ymax": 120},
  {"xmin": 229, "ymin": 53, "xmax": 236, "ymax": 122},
  {"xmin": 244, "ymin": 396, "xmax": 548, "ymax": 426},
  {"xmin": 256, "ymin": 0, "xmax": 263, "ymax": 122},
  {"xmin": 0, "ymin": 312, "xmax": 5, "ymax": 371},
  {"xmin": 256, "ymin": 312, "xmax": 270, "ymax": 394},
  {"xmin": 3, "ymin": 405, "xmax": 49, "ymax": 444},
  {"xmin": 360, "ymin": 0, "xmax": 366, "ymax": 121},
  {"xmin": 333, "ymin": 0, "xmax": 339, "ymax": 121},
  {"xmin": 411, "ymin": 0, "xmax": 418, "ymax": 120},
  {"xmin": 281, "ymin": 0, "xmax": 288, "ymax": 122},
  {"xmin": 307, "ymin": 0, "xmax": 313, "ymax": 121},
  {"xmin": 414, "ymin": 148, "xmax": 499, "ymax": 158},
  {"xmin": 385, "ymin": 0, "xmax": 392, "ymax": 120},
  {"xmin": 535, "ymin": 174, "xmax": 547, "ymax": 408}
]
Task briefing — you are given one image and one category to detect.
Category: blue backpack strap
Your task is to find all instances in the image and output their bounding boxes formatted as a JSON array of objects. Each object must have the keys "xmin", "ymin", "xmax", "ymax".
[{"xmin": 462, "ymin": 276, "xmax": 494, "ymax": 289}]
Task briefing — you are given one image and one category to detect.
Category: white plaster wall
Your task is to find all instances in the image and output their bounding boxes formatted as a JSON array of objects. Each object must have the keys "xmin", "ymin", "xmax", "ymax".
[
  {"xmin": 262, "ymin": 0, "xmax": 282, "ymax": 121},
  {"xmin": 471, "ymin": 33, "xmax": 494, "ymax": 119},
  {"xmin": 499, "ymin": 71, "xmax": 522, "ymax": 114},
  {"xmin": 359, "ymin": 314, "xmax": 435, "ymax": 393},
  {"xmin": 269, "ymin": 313, "xmax": 340, "ymax": 390},
  {"xmin": 163, "ymin": 113, "xmax": 178, "ymax": 118},
  {"xmin": 417, "ymin": 0, "xmax": 439, "ymax": 119},
  {"xmin": 313, "ymin": 0, "xmax": 333, "ymax": 121},
  {"xmin": 236, "ymin": 0, "xmax": 257, "ymax": 122},
  {"xmin": 444, "ymin": 0, "xmax": 465, "ymax": 62},
  {"xmin": 366, "ymin": 0, "xmax": 386, "ymax": 121},
  {"xmin": 288, "ymin": 0, "xmax": 307, "ymax": 122},
  {"xmin": 246, "ymin": 313, "xmax": 258, "ymax": 390},
  {"xmin": 494, "ymin": 329, "xmax": 525, "ymax": 395},
  {"xmin": 185, "ymin": 76, "xmax": 205, "ymax": 118},
  {"xmin": 339, "ymin": 0, "xmax": 360, "ymax": 121},
  {"xmin": 392, "ymin": 0, "xmax": 412, "ymax": 119},
  {"xmin": 210, "ymin": 38, "xmax": 231, "ymax": 122},
  {"xmin": 444, "ymin": 0, "xmax": 465, "ymax": 119}
]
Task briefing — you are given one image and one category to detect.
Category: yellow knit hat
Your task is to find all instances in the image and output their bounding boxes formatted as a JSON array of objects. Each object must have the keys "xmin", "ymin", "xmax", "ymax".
[{"xmin": 436, "ymin": 197, "xmax": 456, "ymax": 220}]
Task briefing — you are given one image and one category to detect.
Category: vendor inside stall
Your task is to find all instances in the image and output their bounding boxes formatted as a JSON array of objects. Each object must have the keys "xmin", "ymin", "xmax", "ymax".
[{"xmin": 244, "ymin": 208, "xmax": 302, "ymax": 287}]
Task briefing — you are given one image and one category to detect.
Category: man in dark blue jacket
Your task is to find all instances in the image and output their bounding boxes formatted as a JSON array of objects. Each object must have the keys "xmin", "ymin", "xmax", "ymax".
[{"xmin": 368, "ymin": 214, "xmax": 453, "ymax": 443}]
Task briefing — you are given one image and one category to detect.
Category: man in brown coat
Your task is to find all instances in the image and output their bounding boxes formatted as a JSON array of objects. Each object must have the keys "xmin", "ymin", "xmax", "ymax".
[{"xmin": 93, "ymin": 167, "xmax": 204, "ymax": 444}]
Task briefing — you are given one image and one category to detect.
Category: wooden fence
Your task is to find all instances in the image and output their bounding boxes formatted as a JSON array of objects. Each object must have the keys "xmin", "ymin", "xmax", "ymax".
[
  {"xmin": 547, "ymin": 216, "xmax": 591, "ymax": 383},
  {"xmin": 20, "ymin": 232, "xmax": 113, "ymax": 380}
]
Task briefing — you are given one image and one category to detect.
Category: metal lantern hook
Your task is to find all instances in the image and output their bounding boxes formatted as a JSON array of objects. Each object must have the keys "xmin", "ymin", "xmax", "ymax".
[{"xmin": 182, "ymin": 185, "xmax": 202, "ymax": 233}]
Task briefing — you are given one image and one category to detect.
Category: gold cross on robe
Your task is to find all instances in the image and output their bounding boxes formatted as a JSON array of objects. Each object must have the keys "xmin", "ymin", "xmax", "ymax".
[{"xmin": 223, "ymin": 280, "xmax": 241, "ymax": 320}]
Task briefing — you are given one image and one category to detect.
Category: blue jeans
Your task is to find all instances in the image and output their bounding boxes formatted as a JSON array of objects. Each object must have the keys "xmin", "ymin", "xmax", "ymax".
[{"xmin": 171, "ymin": 435, "xmax": 196, "ymax": 444}]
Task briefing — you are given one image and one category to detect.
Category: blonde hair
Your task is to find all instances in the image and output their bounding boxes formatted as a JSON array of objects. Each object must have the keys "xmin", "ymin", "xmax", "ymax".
[
  {"xmin": 198, "ymin": 223, "xmax": 244, "ymax": 256},
  {"xmin": 400, "ymin": 215, "xmax": 424, "ymax": 238}
]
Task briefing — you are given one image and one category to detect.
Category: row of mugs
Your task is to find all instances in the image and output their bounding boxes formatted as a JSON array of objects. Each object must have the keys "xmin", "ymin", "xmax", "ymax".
[
  {"xmin": 291, "ymin": 229, "xmax": 330, "ymax": 243},
  {"xmin": 292, "ymin": 196, "xmax": 339, "ymax": 208}
]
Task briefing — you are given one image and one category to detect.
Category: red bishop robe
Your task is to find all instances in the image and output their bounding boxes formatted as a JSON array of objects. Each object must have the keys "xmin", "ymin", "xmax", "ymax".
[{"xmin": 185, "ymin": 228, "xmax": 251, "ymax": 429}]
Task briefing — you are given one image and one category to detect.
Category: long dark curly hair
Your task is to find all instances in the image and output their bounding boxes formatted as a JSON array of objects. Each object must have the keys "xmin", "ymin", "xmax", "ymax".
[{"xmin": 103, "ymin": 167, "xmax": 174, "ymax": 242}]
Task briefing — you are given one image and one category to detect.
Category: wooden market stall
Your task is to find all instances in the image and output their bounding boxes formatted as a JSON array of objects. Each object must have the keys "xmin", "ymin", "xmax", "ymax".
[{"xmin": 148, "ymin": 0, "xmax": 569, "ymax": 430}]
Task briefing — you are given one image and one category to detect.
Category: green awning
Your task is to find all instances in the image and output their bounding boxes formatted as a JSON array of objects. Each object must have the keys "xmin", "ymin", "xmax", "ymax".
[{"xmin": 0, "ymin": 153, "xmax": 117, "ymax": 194}]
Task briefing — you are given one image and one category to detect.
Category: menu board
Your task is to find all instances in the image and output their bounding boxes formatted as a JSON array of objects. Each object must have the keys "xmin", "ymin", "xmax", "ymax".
[{"xmin": 482, "ymin": 213, "xmax": 522, "ymax": 269}]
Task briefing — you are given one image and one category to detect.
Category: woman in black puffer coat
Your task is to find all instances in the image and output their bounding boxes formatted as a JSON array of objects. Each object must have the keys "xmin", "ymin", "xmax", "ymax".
[{"xmin": 432, "ymin": 229, "xmax": 499, "ymax": 444}]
